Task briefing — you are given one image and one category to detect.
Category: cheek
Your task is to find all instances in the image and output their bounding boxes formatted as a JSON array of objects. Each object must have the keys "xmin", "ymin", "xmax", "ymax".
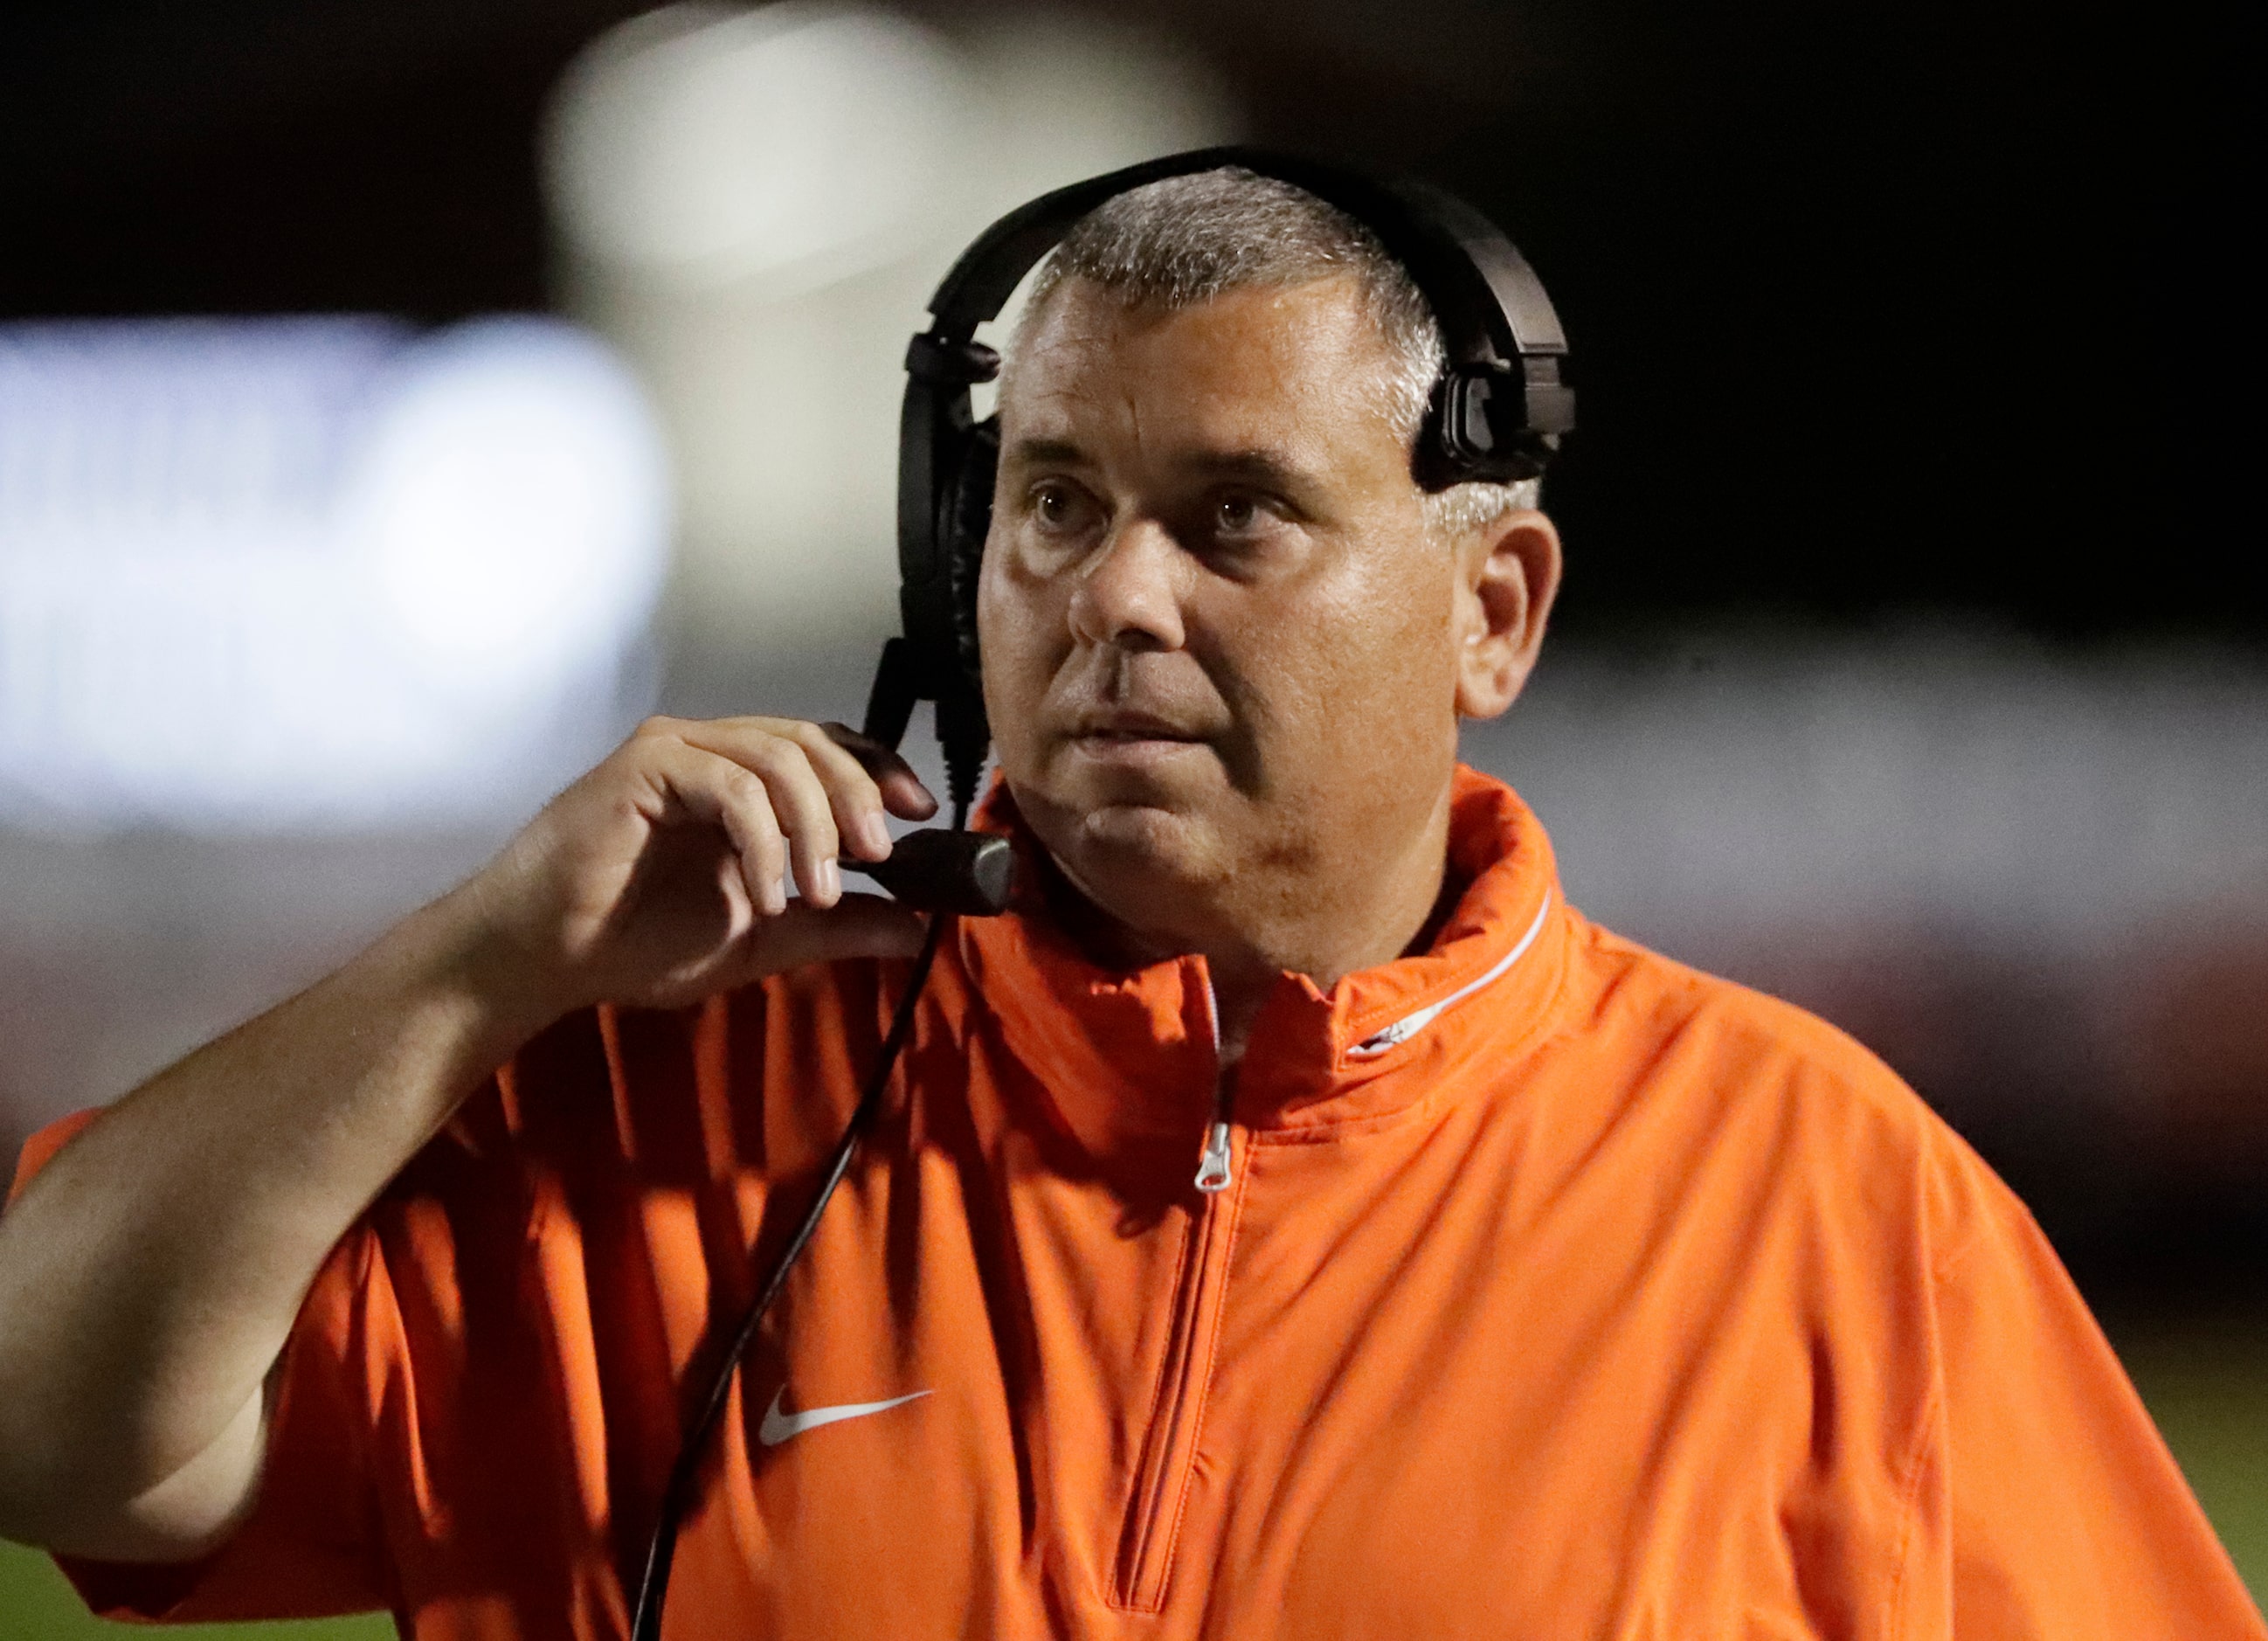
[
  {"xmin": 976, "ymin": 536, "xmax": 1061, "ymax": 750},
  {"xmin": 1364, "ymin": 542, "xmax": 1462, "ymax": 670},
  {"xmin": 1318, "ymin": 543, "xmax": 1454, "ymax": 659},
  {"xmin": 1260, "ymin": 554, "xmax": 1460, "ymax": 764}
]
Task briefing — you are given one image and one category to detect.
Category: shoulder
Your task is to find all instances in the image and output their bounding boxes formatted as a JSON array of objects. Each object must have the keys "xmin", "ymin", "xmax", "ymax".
[
  {"xmin": 1543, "ymin": 906, "xmax": 1999, "ymax": 1253},
  {"xmin": 1559, "ymin": 906, "xmax": 1919, "ymax": 1110}
]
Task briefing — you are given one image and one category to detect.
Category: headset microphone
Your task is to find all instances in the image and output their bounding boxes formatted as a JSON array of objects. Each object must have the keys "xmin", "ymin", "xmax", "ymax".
[
  {"xmin": 633, "ymin": 146, "xmax": 1573, "ymax": 1641},
  {"xmin": 845, "ymin": 829, "xmax": 1015, "ymax": 917}
]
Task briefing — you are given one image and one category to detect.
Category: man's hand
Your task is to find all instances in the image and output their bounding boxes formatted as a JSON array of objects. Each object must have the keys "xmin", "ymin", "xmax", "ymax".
[{"xmin": 463, "ymin": 717, "xmax": 937, "ymax": 1015}]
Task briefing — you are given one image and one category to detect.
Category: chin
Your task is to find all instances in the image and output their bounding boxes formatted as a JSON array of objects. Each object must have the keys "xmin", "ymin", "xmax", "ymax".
[
  {"xmin": 1074, "ymin": 800, "xmax": 1204, "ymax": 866},
  {"xmin": 1032, "ymin": 793, "xmax": 1223, "ymax": 911}
]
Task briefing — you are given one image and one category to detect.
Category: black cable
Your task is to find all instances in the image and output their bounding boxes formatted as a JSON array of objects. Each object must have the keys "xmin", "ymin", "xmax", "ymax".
[{"xmin": 627, "ymin": 819, "xmax": 963, "ymax": 1640}]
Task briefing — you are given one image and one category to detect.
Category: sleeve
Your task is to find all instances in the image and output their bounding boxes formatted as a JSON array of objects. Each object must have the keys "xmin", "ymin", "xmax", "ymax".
[
  {"xmin": 1907, "ymin": 1132, "xmax": 2265, "ymax": 1640},
  {"xmin": 10, "ymin": 1111, "xmax": 395, "ymax": 1624}
]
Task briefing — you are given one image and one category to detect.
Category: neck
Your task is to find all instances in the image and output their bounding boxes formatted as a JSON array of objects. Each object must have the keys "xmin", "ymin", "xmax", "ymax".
[{"xmin": 1036, "ymin": 786, "xmax": 1459, "ymax": 1063}]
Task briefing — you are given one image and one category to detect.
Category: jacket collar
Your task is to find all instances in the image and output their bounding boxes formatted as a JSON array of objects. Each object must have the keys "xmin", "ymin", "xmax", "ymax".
[{"xmin": 954, "ymin": 765, "xmax": 1568, "ymax": 1147}]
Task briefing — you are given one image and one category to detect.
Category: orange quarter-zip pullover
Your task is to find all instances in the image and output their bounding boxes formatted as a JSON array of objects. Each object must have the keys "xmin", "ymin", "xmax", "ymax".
[{"xmin": 17, "ymin": 768, "xmax": 2259, "ymax": 1638}]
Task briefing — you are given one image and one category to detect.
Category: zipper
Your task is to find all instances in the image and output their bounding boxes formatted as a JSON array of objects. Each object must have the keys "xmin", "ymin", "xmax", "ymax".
[
  {"xmin": 1110, "ymin": 893, "xmax": 1553, "ymax": 1607},
  {"xmin": 1114, "ymin": 1121, "xmax": 1236, "ymax": 1610},
  {"xmin": 1113, "ymin": 977, "xmax": 1238, "ymax": 1610},
  {"xmin": 1193, "ymin": 974, "xmax": 1233, "ymax": 1193},
  {"xmin": 1347, "ymin": 887, "xmax": 1553, "ymax": 1057},
  {"xmin": 1193, "ymin": 1119, "xmax": 1233, "ymax": 1192}
]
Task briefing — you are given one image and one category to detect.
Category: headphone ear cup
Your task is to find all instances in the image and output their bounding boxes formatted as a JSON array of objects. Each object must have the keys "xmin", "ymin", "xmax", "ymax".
[
  {"xmin": 947, "ymin": 416, "xmax": 999, "ymax": 688},
  {"xmin": 1415, "ymin": 367, "xmax": 1550, "ymax": 489}
]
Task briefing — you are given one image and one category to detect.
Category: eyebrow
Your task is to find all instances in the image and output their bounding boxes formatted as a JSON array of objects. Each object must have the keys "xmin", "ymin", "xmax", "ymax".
[
  {"xmin": 1003, "ymin": 437, "xmax": 1091, "ymax": 471},
  {"xmin": 1179, "ymin": 448, "xmax": 1317, "ymax": 495},
  {"xmin": 1002, "ymin": 439, "xmax": 1323, "ymax": 501}
]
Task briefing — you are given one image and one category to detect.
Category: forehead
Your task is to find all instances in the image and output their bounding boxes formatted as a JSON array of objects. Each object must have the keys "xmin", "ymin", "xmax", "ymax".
[{"xmin": 999, "ymin": 275, "xmax": 1406, "ymax": 460}]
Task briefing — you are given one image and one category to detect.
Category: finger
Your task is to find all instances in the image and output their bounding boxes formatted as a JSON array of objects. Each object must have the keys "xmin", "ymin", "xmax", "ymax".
[
  {"xmin": 754, "ymin": 894, "xmax": 928, "ymax": 975},
  {"xmin": 726, "ymin": 733, "xmax": 844, "ymax": 910},
  {"xmin": 819, "ymin": 722, "xmax": 939, "ymax": 823},
  {"xmin": 644, "ymin": 739, "xmax": 790, "ymax": 917},
  {"xmin": 778, "ymin": 721, "xmax": 898, "ymax": 862},
  {"xmin": 679, "ymin": 723, "xmax": 854, "ymax": 905}
]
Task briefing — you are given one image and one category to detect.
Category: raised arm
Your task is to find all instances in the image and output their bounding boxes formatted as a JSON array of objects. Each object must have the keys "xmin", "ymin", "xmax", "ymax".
[{"xmin": 0, "ymin": 717, "xmax": 931, "ymax": 1563}]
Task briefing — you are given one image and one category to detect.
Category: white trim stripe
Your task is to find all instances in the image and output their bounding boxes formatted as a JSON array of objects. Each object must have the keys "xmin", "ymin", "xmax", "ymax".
[{"xmin": 1346, "ymin": 889, "xmax": 1554, "ymax": 1058}]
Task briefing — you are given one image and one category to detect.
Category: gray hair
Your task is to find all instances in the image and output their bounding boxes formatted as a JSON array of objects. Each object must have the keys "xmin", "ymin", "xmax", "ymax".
[{"xmin": 1006, "ymin": 166, "xmax": 1541, "ymax": 537}]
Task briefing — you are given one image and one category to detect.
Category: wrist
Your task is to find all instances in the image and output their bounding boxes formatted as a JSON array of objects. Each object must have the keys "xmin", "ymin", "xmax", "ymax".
[{"xmin": 404, "ymin": 874, "xmax": 580, "ymax": 1056}]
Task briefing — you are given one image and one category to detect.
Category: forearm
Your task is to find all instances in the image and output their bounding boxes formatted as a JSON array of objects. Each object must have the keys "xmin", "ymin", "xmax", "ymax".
[{"xmin": 0, "ymin": 883, "xmax": 555, "ymax": 1551}]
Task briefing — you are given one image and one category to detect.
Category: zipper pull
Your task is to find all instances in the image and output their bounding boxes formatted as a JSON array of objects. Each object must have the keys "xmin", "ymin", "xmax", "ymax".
[{"xmin": 1194, "ymin": 1121, "xmax": 1234, "ymax": 1193}]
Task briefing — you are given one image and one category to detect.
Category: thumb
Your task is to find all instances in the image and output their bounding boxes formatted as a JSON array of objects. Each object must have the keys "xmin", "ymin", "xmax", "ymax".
[{"xmin": 752, "ymin": 892, "xmax": 929, "ymax": 977}]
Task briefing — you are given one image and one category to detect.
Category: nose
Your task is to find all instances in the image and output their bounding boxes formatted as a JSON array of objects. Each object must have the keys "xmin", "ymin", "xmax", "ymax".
[{"xmin": 1066, "ymin": 518, "xmax": 1186, "ymax": 653}]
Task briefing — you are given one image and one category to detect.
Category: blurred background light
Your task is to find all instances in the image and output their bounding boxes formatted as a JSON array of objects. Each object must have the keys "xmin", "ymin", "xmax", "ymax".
[
  {"xmin": 0, "ymin": 315, "xmax": 669, "ymax": 830},
  {"xmin": 543, "ymin": 3, "xmax": 1236, "ymax": 688},
  {"xmin": 545, "ymin": 3, "xmax": 978, "ymax": 292}
]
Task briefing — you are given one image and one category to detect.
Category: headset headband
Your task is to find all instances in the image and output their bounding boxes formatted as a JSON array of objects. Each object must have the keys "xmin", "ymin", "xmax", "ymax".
[
  {"xmin": 870, "ymin": 146, "xmax": 1575, "ymax": 807},
  {"xmin": 923, "ymin": 149, "xmax": 1566, "ymax": 358}
]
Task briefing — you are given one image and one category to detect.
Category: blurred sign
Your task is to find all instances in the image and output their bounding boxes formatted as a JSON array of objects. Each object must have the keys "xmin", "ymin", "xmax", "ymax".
[{"xmin": 0, "ymin": 316, "xmax": 670, "ymax": 830}]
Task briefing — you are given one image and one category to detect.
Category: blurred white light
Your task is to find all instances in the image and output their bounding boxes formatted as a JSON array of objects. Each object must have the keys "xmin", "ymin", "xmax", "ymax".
[
  {"xmin": 0, "ymin": 317, "xmax": 671, "ymax": 831},
  {"xmin": 542, "ymin": 3, "xmax": 1238, "ymax": 672},
  {"xmin": 544, "ymin": 3, "xmax": 976, "ymax": 293},
  {"xmin": 349, "ymin": 320, "xmax": 669, "ymax": 700}
]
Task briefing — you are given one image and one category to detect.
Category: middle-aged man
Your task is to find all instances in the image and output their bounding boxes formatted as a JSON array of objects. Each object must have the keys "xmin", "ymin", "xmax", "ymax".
[{"xmin": 1, "ymin": 167, "xmax": 2259, "ymax": 1639}]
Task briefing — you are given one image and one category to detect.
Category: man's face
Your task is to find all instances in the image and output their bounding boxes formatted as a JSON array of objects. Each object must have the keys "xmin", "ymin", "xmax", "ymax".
[{"xmin": 978, "ymin": 274, "xmax": 1489, "ymax": 943}]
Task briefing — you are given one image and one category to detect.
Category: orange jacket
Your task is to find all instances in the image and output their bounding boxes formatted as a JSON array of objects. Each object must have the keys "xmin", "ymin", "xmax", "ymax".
[{"xmin": 18, "ymin": 769, "xmax": 2259, "ymax": 1638}]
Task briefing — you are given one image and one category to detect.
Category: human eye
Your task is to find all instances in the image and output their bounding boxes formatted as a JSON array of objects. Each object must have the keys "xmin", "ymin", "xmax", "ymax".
[
  {"xmin": 1206, "ymin": 488, "xmax": 1288, "ymax": 549},
  {"xmin": 1028, "ymin": 480, "xmax": 1100, "ymax": 537},
  {"xmin": 1215, "ymin": 493, "xmax": 1262, "ymax": 535}
]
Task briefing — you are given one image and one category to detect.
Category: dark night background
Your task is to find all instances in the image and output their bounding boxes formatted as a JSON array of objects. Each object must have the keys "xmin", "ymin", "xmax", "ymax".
[{"xmin": 1, "ymin": 0, "xmax": 2256, "ymax": 638}]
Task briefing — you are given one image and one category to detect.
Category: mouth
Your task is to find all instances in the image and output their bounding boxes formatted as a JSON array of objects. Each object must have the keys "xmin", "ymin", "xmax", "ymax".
[
  {"xmin": 1077, "ymin": 713, "xmax": 1200, "ymax": 739},
  {"xmin": 1064, "ymin": 711, "xmax": 1212, "ymax": 762}
]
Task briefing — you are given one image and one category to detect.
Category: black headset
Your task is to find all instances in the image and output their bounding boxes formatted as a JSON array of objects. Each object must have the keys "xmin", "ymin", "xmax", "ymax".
[
  {"xmin": 633, "ymin": 147, "xmax": 1573, "ymax": 1640},
  {"xmin": 861, "ymin": 144, "xmax": 1576, "ymax": 816}
]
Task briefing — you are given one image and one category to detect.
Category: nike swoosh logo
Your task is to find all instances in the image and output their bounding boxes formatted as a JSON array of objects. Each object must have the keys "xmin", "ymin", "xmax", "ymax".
[{"xmin": 759, "ymin": 1387, "xmax": 932, "ymax": 1447}]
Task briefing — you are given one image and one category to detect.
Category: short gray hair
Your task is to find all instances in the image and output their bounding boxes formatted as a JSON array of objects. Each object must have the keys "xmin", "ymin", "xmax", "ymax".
[{"xmin": 1006, "ymin": 166, "xmax": 1541, "ymax": 537}]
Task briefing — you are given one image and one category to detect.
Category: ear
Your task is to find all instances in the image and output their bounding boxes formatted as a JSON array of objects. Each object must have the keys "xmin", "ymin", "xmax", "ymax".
[{"xmin": 1452, "ymin": 509, "xmax": 1562, "ymax": 720}]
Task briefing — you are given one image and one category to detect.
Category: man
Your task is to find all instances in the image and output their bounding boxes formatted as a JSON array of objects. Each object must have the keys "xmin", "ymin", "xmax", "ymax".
[{"xmin": 0, "ymin": 169, "xmax": 2257, "ymax": 1638}]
